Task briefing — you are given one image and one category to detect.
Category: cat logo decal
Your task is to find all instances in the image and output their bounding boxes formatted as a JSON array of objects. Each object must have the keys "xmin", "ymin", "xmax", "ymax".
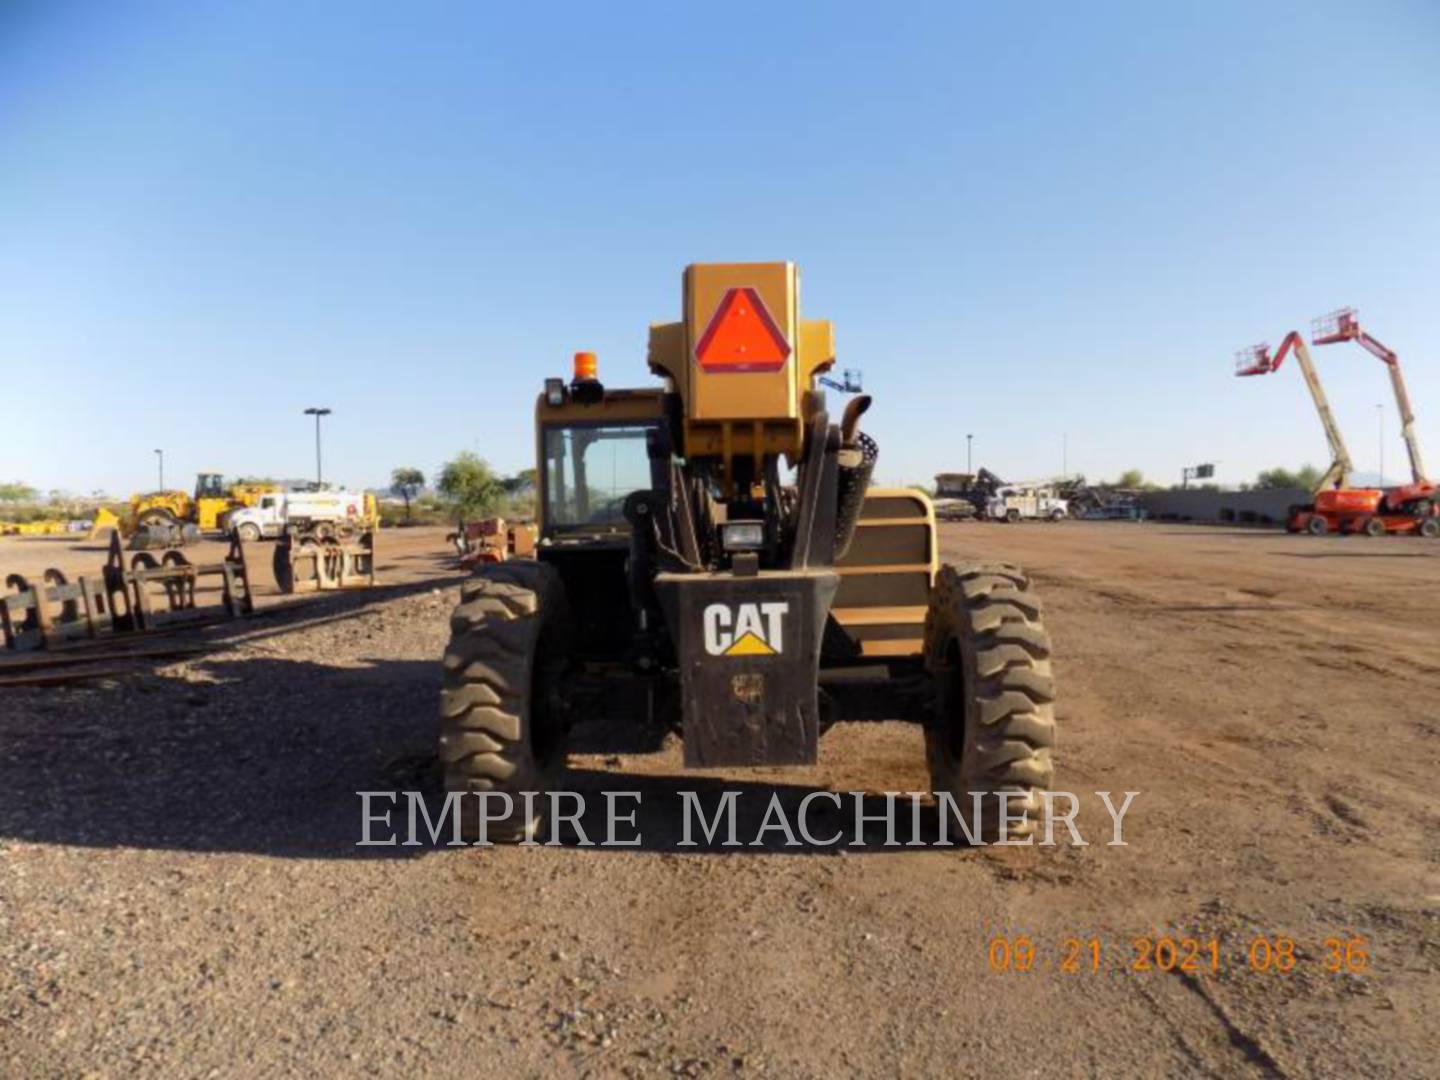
[{"xmin": 702, "ymin": 602, "xmax": 788, "ymax": 656}]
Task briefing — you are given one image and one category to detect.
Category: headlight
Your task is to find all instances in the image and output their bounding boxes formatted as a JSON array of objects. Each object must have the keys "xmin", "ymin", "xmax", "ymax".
[{"xmin": 721, "ymin": 521, "xmax": 765, "ymax": 551}]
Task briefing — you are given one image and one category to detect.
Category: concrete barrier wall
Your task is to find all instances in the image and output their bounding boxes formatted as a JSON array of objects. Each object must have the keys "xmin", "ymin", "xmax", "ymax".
[{"xmin": 1137, "ymin": 488, "xmax": 1308, "ymax": 526}]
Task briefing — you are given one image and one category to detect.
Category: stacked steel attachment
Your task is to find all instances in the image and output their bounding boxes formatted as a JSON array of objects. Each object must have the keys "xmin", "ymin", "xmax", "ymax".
[
  {"xmin": 1, "ymin": 568, "xmax": 115, "ymax": 651},
  {"xmin": 1, "ymin": 531, "xmax": 254, "ymax": 652},
  {"xmin": 106, "ymin": 530, "xmax": 254, "ymax": 630},
  {"xmin": 273, "ymin": 529, "xmax": 377, "ymax": 594}
]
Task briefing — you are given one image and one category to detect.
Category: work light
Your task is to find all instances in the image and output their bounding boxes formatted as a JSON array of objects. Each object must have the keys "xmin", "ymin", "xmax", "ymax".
[{"xmin": 720, "ymin": 521, "xmax": 765, "ymax": 551}]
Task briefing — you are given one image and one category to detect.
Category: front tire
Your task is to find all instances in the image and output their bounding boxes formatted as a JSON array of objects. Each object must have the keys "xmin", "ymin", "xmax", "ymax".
[
  {"xmin": 1362, "ymin": 517, "xmax": 1386, "ymax": 537},
  {"xmin": 1306, "ymin": 515, "xmax": 1328, "ymax": 536},
  {"xmin": 238, "ymin": 523, "xmax": 261, "ymax": 543},
  {"xmin": 439, "ymin": 561, "xmax": 573, "ymax": 842},
  {"xmin": 1420, "ymin": 518, "xmax": 1440, "ymax": 539},
  {"xmin": 923, "ymin": 563, "xmax": 1056, "ymax": 842}
]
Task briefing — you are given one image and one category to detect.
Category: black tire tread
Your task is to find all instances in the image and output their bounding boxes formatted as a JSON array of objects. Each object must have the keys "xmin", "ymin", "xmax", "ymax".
[
  {"xmin": 923, "ymin": 562, "xmax": 1057, "ymax": 841},
  {"xmin": 438, "ymin": 560, "xmax": 570, "ymax": 842}
]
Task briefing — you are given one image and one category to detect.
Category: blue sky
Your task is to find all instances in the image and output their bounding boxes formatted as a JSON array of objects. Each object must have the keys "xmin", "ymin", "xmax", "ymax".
[{"xmin": 3, "ymin": 1, "xmax": 1439, "ymax": 495}]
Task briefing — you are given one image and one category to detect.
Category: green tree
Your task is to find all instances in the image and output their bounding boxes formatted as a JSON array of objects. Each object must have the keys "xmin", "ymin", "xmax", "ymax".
[
  {"xmin": 436, "ymin": 452, "xmax": 503, "ymax": 519},
  {"xmin": 1115, "ymin": 469, "xmax": 1145, "ymax": 489},
  {"xmin": 1254, "ymin": 465, "xmax": 1320, "ymax": 490},
  {"xmin": 499, "ymin": 468, "xmax": 538, "ymax": 520},
  {"xmin": 0, "ymin": 482, "xmax": 38, "ymax": 503},
  {"xmin": 390, "ymin": 467, "xmax": 426, "ymax": 522},
  {"xmin": 501, "ymin": 467, "xmax": 537, "ymax": 496}
]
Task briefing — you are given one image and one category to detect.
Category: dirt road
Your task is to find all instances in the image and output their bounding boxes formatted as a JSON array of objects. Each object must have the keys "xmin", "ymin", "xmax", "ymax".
[{"xmin": 2, "ymin": 523, "xmax": 1436, "ymax": 1076}]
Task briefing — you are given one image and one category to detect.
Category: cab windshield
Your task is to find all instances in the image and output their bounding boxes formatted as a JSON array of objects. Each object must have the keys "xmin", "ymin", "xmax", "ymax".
[
  {"xmin": 195, "ymin": 474, "xmax": 226, "ymax": 499},
  {"xmin": 542, "ymin": 423, "xmax": 656, "ymax": 530}
]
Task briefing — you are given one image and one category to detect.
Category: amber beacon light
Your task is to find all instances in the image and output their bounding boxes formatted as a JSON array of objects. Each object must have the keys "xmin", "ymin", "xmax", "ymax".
[{"xmin": 573, "ymin": 351, "xmax": 599, "ymax": 382}]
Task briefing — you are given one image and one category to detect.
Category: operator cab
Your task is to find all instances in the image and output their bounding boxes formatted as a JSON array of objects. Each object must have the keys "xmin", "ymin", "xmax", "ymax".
[
  {"xmin": 541, "ymin": 422, "xmax": 659, "ymax": 536},
  {"xmin": 534, "ymin": 354, "xmax": 668, "ymax": 661},
  {"xmin": 194, "ymin": 472, "xmax": 226, "ymax": 500},
  {"xmin": 535, "ymin": 353, "xmax": 667, "ymax": 545}
]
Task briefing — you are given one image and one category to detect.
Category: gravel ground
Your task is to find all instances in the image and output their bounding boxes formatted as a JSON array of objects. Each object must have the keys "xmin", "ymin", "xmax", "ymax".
[{"xmin": 1, "ymin": 522, "xmax": 1437, "ymax": 1076}]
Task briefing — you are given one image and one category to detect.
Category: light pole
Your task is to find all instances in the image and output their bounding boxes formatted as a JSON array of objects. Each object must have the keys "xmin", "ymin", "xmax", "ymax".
[
  {"xmin": 966, "ymin": 434, "xmax": 973, "ymax": 473},
  {"xmin": 304, "ymin": 407, "xmax": 332, "ymax": 489},
  {"xmin": 1376, "ymin": 404, "xmax": 1384, "ymax": 487},
  {"xmin": 153, "ymin": 448, "xmax": 164, "ymax": 491}
]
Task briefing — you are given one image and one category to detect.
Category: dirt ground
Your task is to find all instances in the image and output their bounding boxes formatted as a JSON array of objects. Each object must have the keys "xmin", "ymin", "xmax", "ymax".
[{"xmin": 1, "ymin": 522, "xmax": 1437, "ymax": 1077}]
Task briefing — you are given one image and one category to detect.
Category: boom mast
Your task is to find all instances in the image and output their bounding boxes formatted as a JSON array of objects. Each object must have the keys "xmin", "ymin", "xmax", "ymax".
[
  {"xmin": 1312, "ymin": 308, "xmax": 1428, "ymax": 485},
  {"xmin": 1235, "ymin": 331, "xmax": 1354, "ymax": 492}
]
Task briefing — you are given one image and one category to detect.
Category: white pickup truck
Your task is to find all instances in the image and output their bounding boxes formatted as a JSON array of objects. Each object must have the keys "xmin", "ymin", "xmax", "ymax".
[
  {"xmin": 229, "ymin": 490, "xmax": 371, "ymax": 541},
  {"xmin": 986, "ymin": 487, "xmax": 1070, "ymax": 523}
]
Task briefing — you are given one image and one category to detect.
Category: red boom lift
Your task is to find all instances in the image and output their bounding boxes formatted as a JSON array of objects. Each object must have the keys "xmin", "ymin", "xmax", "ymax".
[
  {"xmin": 1235, "ymin": 317, "xmax": 1438, "ymax": 537},
  {"xmin": 1311, "ymin": 309, "xmax": 1437, "ymax": 537},
  {"xmin": 1235, "ymin": 332, "xmax": 1369, "ymax": 535}
]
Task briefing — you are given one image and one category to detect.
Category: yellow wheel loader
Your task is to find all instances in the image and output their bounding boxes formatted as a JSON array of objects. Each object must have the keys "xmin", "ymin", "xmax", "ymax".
[
  {"xmin": 125, "ymin": 473, "xmax": 280, "ymax": 547},
  {"xmin": 440, "ymin": 263, "xmax": 1056, "ymax": 842}
]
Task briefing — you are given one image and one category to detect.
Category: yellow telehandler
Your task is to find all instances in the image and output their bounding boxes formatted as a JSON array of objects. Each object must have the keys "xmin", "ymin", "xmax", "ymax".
[{"xmin": 439, "ymin": 263, "xmax": 1057, "ymax": 842}]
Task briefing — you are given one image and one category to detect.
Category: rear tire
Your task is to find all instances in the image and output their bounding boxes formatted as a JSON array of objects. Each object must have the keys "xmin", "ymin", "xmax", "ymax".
[
  {"xmin": 1362, "ymin": 517, "xmax": 1386, "ymax": 537},
  {"xmin": 1005, "ymin": 508, "xmax": 1021, "ymax": 524},
  {"xmin": 923, "ymin": 563, "xmax": 1056, "ymax": 842},
  {"xmin": 439, "ymin": 561, "xmax": 573, "ymax": 842},
  {"xmin": 1306, "ymin": 516, "xmax": 1328, "ymax": 536},
  {"xmin": 138, "ymin": 508, "xmax": 179, "ymax": 529},
  {"xmin": 1421, "ymin": 518, "xmax": 1440, "ymax": 538},
  {"xmin": 238, "ymin": 523, "xmax": 261, "ymax": 543}
]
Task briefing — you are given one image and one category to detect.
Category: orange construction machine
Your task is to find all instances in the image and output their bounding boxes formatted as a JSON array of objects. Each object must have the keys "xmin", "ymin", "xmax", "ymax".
[
  {"xmin": 1296, "ymin": 487, "xmax": 1437, "ymax": 538},
  {"xmin": 1307, "ymin": 308, "xmax": 1436, "ymax": 536},
  {"xmin": 1237, "ymin": 312, "xmax": 1438, "ymax": 537}
]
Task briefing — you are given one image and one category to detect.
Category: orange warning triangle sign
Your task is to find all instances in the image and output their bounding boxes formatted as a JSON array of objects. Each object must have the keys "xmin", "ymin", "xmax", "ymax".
[
  {"xmin": 724, "ymin": 630, "xmax": 776, "ymax": 656},
  {"xmin": 695, "ymin": 287, "xmax": 791, "ymax": 373}
]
